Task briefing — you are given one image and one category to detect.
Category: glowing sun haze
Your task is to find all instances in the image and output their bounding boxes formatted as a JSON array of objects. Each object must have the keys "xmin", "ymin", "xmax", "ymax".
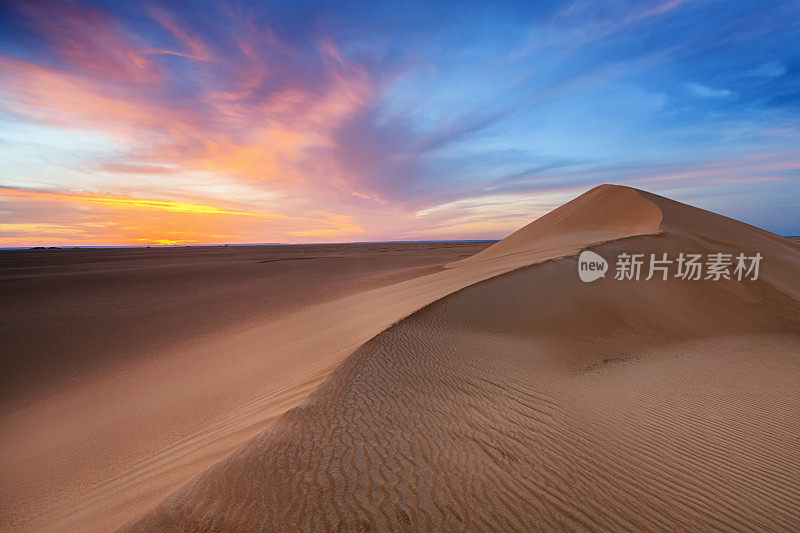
[{"xmin": 1, "ymin": 0, "xmax": 798, "ymax": 246}]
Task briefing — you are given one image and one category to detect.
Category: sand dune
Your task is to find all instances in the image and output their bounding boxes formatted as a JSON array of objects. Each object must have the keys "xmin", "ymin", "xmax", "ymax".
[
  {"xmin": 0, "ymin": 208, "xmax": 617, "ymax": 533},
  {"xmin": 130, "ymin": 185, "xmax": 800, "ymax": 531},
  {"xmin": 3, "ymin": 185, "xmax": 798, "ymax": 531},
  {"xmin": 2, "ymin": 242, "xmax": 501, "ymax": 531}
]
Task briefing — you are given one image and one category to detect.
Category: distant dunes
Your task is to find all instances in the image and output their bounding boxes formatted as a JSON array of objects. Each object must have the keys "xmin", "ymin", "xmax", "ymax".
[{"xmin": 129, "ymin": 186, "xmax": 800, "ymax": 531}]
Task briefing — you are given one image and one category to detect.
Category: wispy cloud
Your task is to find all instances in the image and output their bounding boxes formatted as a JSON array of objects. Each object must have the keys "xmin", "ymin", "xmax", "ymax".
[
  {"xmin": 0, "ymin": 186, "xmax": 286, "ymax": 218},
  {"xmin": 687, "ymin": 82, "xmax": 733, "ymax": 98}
]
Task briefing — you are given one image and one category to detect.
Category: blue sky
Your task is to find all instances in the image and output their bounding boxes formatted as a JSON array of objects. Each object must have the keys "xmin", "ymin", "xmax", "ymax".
[{"xmin": 0, "ymin": 0, "xmax": 798, "ymax": 245}]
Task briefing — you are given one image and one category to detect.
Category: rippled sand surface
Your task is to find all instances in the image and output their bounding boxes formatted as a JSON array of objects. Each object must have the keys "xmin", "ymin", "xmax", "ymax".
[{"xmin": 133, "ymin": 186, "xmax": 800, "ymax": 531}]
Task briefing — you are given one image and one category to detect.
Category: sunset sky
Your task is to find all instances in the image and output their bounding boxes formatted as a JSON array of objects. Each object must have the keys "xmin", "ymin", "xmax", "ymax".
[{"xmin": 1, "ymin": 0, "xmax": 798, "ymax": 246}]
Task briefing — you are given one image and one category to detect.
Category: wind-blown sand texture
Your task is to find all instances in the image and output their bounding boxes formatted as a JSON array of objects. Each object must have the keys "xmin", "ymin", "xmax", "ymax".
[
  {"xmin": 129, "ymin": 185, "xmax": 799, "ymax": 531},
  {"xmin": 1, "ymin": 242, "xmax": 492, "ymax": 531},
  {"xmin": 3, "ymin": 185, "xmax": 799, "ymax": 531}
]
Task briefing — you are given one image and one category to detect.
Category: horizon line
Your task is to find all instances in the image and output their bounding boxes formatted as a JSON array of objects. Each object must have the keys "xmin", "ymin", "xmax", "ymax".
[{"xmin": 0, "ymin": 239, "xmax": 501, "ymax": 251}]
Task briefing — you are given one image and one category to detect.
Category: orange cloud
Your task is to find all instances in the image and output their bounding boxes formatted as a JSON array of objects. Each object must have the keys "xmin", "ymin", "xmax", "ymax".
[
  {"xmin": 289, "ymin": 210, "xmax": 364, "ymax": 237},
  {"xmin": 0, "ymin": 187, "xmax": 279, "ymax": 246},
  {"xmin": 0, "ymin": 187, "xmax": 368, "ymax": 247},
  {"xmin": 0, "ymin": 187, "xmax": 286, "ymax": 218}
]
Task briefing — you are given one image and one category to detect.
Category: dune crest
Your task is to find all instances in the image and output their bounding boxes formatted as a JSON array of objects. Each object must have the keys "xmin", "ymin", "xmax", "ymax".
[
  {"xmin": 131, "ymin": 186, "xmax": 800, "ymax": 531},
  {"xmin": 449, "ymin": 184, "xmax": 663, "ymax": 267}
]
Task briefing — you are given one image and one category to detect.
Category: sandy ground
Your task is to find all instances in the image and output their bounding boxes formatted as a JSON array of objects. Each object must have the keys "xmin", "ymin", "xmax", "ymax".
[
  {"xmin": 0, "ymin": 242, "xmax": 491, "ymax": 409},
  {"xmin": 1, "ymin": 241, "xmax": 496, "ymax": 531},
  {"xmin": 3, "ymin": 185, "xmax": 799, "ymax": 531},
  {"xmin": 132, "ymin": 186, "xmax": 800, "ymax": 531}
]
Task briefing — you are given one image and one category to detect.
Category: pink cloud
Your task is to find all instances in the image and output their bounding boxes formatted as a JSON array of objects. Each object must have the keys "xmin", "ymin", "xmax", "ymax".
[
  {"xmin": 12, "ymin": 0, "xmax": 162, "ymax": 84},
  {"xmin": 0, "ymin": 3, "xmax": 375, "ymax": 193},
  {"xmin": 145, "ymin": 4, "xmax": 217, "ymax": 63}
]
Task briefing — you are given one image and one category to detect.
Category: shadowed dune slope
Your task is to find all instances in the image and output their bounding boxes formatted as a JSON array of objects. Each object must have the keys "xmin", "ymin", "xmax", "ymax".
[
  {"xmin": 639, "ymin": 189, "xmax": 800, "ymax": 300},
  {"xmin": 131, "ymin": 186, "xmax": 800, "ymax": 531}
]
